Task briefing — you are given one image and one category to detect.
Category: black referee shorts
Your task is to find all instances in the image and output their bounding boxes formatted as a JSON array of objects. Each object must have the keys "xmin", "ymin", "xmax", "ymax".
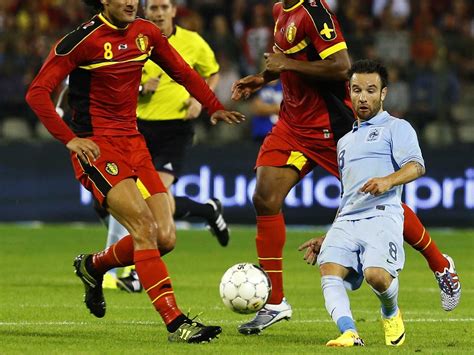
[{"xmin": 137, "ymin": 118, "xmax": 194, "ymax": 179}]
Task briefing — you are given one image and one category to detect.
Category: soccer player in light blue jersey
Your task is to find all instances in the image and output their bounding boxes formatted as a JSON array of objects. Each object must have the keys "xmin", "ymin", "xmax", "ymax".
[{"xmin": 299, "ymin": 59, "xmax": 426, "ymax": 347}]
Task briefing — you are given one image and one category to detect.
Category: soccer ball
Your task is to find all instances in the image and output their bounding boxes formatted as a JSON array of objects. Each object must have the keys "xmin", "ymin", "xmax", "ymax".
[{"xmin": 219, "ymin": 263, "xmax": 272, "ymax": 314}]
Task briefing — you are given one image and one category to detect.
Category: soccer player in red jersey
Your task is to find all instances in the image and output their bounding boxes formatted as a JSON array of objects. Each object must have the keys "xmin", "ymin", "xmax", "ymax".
[
  {"xmin": 26, "ymin": 0, "xmax": 244, "ymax": 343},
  {"xmin": 232, "ymin": 0, "xmax": 460, "ymax": 335}
]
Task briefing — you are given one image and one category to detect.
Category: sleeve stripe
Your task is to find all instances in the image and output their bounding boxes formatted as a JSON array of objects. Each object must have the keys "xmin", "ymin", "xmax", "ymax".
[
  {"xmin": 282, "ymin": 38, "xmax": 309, "ymax": 54},
  {"xmin": 283, "ymin": 0, "xmax": 304, "ymax": 12},
  {"xmin": 319, "ymin": 41, "xmax": 347, "ymax": 59}
]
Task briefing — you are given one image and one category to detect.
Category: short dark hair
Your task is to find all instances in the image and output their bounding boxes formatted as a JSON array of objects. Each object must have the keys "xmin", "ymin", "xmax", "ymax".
[
  {"xmin": 83, "ymin": 0, "xmax": 103, "ymax": 12},
  {"xmin": 348, "ymin": 59, "xmax": 389, "ymax": 89}
]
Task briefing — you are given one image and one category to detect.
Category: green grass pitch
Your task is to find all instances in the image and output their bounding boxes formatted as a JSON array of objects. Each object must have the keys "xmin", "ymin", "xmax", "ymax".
[{"xmin": 0, "ymin": 224, "xmax": 472, "ymax": 353}]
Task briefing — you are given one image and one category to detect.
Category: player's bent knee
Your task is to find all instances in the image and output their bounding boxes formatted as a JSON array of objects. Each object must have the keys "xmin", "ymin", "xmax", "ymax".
[
  {"xmin": 252, "ymin": 191, "xmax": 282, "ymax": 215},
  {"xmin": 157, "ymin": 229, "xmax": 176, "ymax": 255},
  {"xmin": 364, "ymin": 268, "xmax": 392, "ymax": 292}
]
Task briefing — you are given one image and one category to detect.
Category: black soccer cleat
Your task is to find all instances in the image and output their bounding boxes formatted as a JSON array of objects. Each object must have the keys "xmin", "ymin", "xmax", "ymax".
[
  {"xmin": 168, "ymin": 318, "xmax": 222, "ymax": 343},
  {"xmin": 117, "ymin": 269, "xmax": 143, "ymax": 293},
  {"xmin": 206, "ymin": 198, "xmax": 230, "ymax": 247},
  {"xmin": 73, "ymin": 254, "xmax": 106, "ymax": 318}
]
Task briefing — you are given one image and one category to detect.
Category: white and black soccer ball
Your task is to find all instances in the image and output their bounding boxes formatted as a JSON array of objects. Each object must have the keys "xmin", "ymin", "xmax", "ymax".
[{"xmin": 219, "ymin": 263, "xmax": 272, "ymax": 314}]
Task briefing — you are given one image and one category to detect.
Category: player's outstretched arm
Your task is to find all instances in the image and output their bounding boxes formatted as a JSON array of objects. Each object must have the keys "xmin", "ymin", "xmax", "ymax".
[{"xmin": 210, "ymin": 110, "xmax": 246, "ymax": 125}]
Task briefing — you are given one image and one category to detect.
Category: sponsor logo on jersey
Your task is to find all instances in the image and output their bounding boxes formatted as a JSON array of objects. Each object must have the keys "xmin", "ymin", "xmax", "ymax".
[
  {"xmin": 365, "ymin": 127, "xmax": 384, "ymax": 142},
  {"xmin": 286, "ymin": 22, "xmax": 297, "ymax": 43},
  {"xmin": 118, "ymin": 43, "xmax": 128, "ymax": 50},
  {"xmin": 105, "ymin": 162, "xmax": 119, "ymax": 176},
  {"xmin": 135, "ymin": 34, "xmax": 149, "ymax": 52}
]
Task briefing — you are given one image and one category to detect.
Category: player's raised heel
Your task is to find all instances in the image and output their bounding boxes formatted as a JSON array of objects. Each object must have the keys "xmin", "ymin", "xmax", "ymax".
[
  {"xmin": 73, "ymin": 254, "xmax": 106, "ymax": 318},
  {"xmin": 238, "ymin": 298, "xmax": 292, "ymax": 335},
  {"xmin": 168, "ymin": 319, "xmax": 222, "ymax": 343},
  {"xmin": 206, "ymin": 198, "xmax": 230, "ymax": 247},
  {"xmin": 435, "ymin": 254, "xmax": 461, "ymax": 311}
]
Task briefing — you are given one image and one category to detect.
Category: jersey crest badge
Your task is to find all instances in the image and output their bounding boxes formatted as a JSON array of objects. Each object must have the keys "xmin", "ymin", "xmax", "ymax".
[
  {"xmin": 135, "ymin": 34, "xmax": 149, "ymax": 52},
  {"xmin": 286, "ymin": 22, "xmax": 297, "ymax": 44},
  {"xmin": 365, "ymin": 127, "xmax": 384, "ymax": 143},
  {"xmin": 105, "ymin": 162, "xmax": 119, "ymax": 176}
]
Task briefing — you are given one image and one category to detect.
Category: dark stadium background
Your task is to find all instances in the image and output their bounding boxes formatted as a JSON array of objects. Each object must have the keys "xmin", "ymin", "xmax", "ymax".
[{"xmin": 0, "ymin": 0, "xmax": 472, "ymax": 226}]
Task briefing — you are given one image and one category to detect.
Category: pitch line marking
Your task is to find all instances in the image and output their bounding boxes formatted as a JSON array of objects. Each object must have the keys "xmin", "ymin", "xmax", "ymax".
[{"xmin": 1, "ymin": 318, "xmax": 473, "ymax": 326}]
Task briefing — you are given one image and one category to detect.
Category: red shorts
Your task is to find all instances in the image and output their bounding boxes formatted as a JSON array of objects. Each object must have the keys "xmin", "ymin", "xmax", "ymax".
[
  {"xmin": 71, "ymin": 134, "xmax": 166, "ymax": 205},
  {"xmin": 256, "ymin": 123, "xmax": 340, "ymax": 178}
]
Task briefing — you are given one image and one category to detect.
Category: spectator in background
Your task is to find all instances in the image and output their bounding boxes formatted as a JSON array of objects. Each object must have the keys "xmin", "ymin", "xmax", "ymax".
[
  {"xmin": 176, "ymin": 8, "xmax": 203, "ymax": 33},
  {"xmin": 337, "ymin": 0, "xmax": 374, "ymax": 61},
  {"xmin": 213, "ymin": 53, "xmax": 240, "ymax": 110},
  {"xmin": 440, "ymin": 0, "xmax": 474, "ymax": 80},
  {"xmin": 240, "ymin": 3, "xmax": 272, "ymax": 76},
  {"xmin": 205, "ymin": 14, "xmax": 240, "ymax": 67},
  {"xmin": 372, "ymin": 0, "xmax": 410, "ymax": 23},
  {"xmin": 411, "ymin": 25, "xmax": 438, "ymax": 68},
  {"xmin": 383, "ymin": 66, "xmax": 409, "ymax": 118},
  {"xmin": 207, "ymin": 52, "xmax": 246, "ymax": 144},
  {"xmin": 250, "ymin": 79, "xmax": 282, "ymax": 143},
  {"xmin": 374, "ymin": 8, "xmax": 410, "ymax": 67},
  {"xmin": 435, "ymin": 52, "xmax": 461, "ymax": 143},
  {"xmin": 407, "ymin": 59, "xmax": 437, "ymax": 142}
]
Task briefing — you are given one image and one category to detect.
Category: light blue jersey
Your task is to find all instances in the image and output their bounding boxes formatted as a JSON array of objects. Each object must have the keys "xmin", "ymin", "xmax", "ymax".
[{"xmin": 336, "ymin": 111, "xmax": 424, "ymax": 221}]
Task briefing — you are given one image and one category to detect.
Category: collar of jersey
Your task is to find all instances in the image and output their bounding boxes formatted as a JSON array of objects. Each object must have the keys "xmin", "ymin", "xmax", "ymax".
[
  {"xmin": 353, "ymin": 111, "xmax": 389, "ymax": 132},
  {"xmin": 283, "ymin": 0, "xmax": 304, "ymax": 12},
  {"xmin": 98, "ymin": 13, "xmax": 130, "ymax": 30}
]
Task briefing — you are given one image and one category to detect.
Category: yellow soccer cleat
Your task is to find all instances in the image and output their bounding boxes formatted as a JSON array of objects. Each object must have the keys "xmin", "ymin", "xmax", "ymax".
[
  {"xmin": 326, "ymin": 330, "xmax": 365, "ymax": 347},
  {"xmin": 382, "ymin": 309, "xmax": 405, "ymax": 346},
  {"xmin": 102, "ymin": 272, "xmax": 118, "ymax": 289}
]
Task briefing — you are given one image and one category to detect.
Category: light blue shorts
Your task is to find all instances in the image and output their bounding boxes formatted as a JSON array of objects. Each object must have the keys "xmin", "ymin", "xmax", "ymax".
[{"xmin": 317, "ymin": 214, "xmax": 404, "ymax": 290}]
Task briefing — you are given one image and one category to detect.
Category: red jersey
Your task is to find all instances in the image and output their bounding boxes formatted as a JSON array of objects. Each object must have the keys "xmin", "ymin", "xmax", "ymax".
[
  {"xmin": 26, "ymin": 14, "xmax": 224, "ymax": 145},
  {"xmin": 273, "ymin": 0, "xmax": 354, "ymax": 142}
]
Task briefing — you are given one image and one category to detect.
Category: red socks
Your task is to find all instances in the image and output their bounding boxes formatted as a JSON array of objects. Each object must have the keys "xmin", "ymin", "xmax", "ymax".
[
  {"xmin": 256, "ymin": 213, "xmax": 286, "ymax": 304},
  {"xmin": 91, "ymin": 236, "xmax": 182, "ymax": 326},
  {"xmin": 92, "ymin": 235, "xmax": 134, "ymax": 274},
  {"xmin": 134, "ymin": 249, "xmax": 182, "ymax": 325},
  {"xmin": 402, "ymin": 204, "xmax": 449, "ymax": 273}
]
